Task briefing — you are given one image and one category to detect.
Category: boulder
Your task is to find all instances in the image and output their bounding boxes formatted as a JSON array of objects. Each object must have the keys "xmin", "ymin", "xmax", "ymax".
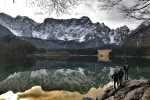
[{"xmin": 100, "ymin": 79, "xmax": 150, "ymax": 100}]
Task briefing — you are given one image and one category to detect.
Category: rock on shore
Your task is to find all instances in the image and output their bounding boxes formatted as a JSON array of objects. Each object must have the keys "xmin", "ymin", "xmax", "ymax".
[
  {"xmin": 100, "ymin": 79, "xmax": 150, "ymax": 100},
  {"xmin": 83, "ymin": 79, "xmax": 150, "ymax": 100}
]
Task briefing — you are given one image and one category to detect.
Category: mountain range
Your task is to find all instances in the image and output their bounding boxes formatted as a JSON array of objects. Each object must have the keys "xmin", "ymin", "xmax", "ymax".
[
  {"xmin": 0, "ymin": 13, "xmax": 130, "ymax": 49},
  {"xmin": 1, "ymin": 13, "xmax": 150, "ymax": 49}
]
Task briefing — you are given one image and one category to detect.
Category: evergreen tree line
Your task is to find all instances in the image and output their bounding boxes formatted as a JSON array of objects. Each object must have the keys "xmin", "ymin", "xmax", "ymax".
[
  {"xmin": 66, "ymin": 49, "xmax": 98, "ymax": 55},
  {"xmin": 0, "ymin": 35, "xmax": 98, "ymax": 56},
  {"xmin": 0, "ymin": 35, "xmax": 36, "ymax": 56},
  {"xmin": 109, "ymin": 46, "xmax": 150, "ymax": 57},
  {"xmin": 37, "ymin": 48, "xmax": 98, "ymax": 55}
]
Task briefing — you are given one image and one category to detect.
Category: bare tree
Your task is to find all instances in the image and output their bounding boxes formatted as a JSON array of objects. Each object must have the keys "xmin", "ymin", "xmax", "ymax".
[
  {"xmin": 13, "ymin": 0, "xmax": 79, "ymax": 16},
  {"xmin": 98, "ymin": 0, "xmax": 150, "ymax": 21}
]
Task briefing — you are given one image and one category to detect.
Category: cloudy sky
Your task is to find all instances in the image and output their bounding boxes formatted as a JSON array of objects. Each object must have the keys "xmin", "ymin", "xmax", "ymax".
[{"xmin": 0, "ymin": 0, "xmax": 142, "ymax": 30}]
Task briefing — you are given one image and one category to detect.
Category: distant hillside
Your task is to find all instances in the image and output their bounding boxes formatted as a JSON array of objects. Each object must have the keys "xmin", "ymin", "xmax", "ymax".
[
  {"xmin": 0, "ymin": 24, "xmax": 14, "ymax": 37},
  {"xmin": 0, "ymin": 35, "xmax": 36, "ymax": 56},
  {"xmin": 123, "ymin": 21, "xmax": 150, "ymax": 47}
]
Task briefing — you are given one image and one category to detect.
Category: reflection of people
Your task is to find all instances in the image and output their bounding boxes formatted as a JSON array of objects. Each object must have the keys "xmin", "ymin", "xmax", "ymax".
[
  {"xmin": 124, "ymin": 61, "xmax": 129, "ymax": 80},
  {"xmin": 112, "ymin": 71, "xmax": 118, "ymax": 90},
  {"xmin": 118, "ymin": 68, "xmax": 124, "ymax": 86}
]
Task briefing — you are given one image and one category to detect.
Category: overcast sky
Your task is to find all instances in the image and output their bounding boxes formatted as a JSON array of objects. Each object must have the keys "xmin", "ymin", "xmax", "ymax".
[{"xmin": 0, "ymin": 0, "xmax": 142, "ymax": 30}]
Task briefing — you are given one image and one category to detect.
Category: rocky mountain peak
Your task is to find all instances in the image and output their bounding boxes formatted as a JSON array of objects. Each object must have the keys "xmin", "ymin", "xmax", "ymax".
[
  {"xmin": 0, "ymin": 13, "xmax": 12, "ymax": 20},
  {"xmin": 100, "ymin": 22, "xmax": 105, "ymax": 27},
  {"xmin": 116, "ymin": 25, "xmax": 130, "ymax": 34},
  {"xmin": 80, "ymin": 16, "xmax": 92, "ymax": 23}
]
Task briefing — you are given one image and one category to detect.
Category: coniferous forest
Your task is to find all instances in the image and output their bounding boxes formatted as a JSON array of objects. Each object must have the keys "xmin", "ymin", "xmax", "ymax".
[
  {"xmin": 0, "ymin": 35, "xmax": 36, "ymax": 57},
  {"xmin": 0, "ymin": 35, "xmax": 98, "ymax": 57},
  {"xmin": 109, "ymin": 46, "xmax": 150, "ymax": 57}
]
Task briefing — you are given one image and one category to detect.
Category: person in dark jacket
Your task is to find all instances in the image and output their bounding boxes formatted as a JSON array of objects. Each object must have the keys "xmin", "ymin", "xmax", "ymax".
[
  {"xmin": 118, "ymin": 68, "xmax": 124, "ymax": 87},
  {"xmin": 112, "ymin": 71, "xmax": 118, "ymax": 90},
  {"xmin": 124, "ymin": 61, "xmax": 129, "ymax": 80}
]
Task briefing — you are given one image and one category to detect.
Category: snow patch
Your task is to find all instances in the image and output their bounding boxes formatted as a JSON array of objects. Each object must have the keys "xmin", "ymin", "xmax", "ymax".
[
  {"xmin": 32, "ymin": 31, "xmax": 49, "ymax": 39},
  {"xmin": 79, "ymin": 36, "xmax": 85, "ymax": 42},
  {"xmin": 8, "ymin": 28, "xmax": 21, "ymax": 36},
  {"xmin": 109, "ymin": 30, "xmax": 117, "ymax": 44}
]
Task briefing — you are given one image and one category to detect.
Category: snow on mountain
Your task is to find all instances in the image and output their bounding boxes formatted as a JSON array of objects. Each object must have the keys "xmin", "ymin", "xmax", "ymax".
[{"xmin": 0, "ymin": 13, "xmax": 130, "ymax": 48}]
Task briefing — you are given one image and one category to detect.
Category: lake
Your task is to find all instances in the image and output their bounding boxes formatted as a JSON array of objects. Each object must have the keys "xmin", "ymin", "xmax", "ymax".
[{"xmin": 0, "ymin": 56, "xmax": 150, "ymax": 100}]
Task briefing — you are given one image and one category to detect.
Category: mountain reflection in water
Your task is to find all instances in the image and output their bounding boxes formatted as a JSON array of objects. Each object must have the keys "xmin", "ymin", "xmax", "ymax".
[{"xmin": 0, "ymin": 56, "xmax": 150, "ymax": 99}]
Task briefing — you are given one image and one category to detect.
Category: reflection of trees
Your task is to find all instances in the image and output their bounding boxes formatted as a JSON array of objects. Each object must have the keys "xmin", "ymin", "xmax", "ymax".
[{"xmin": 0, "ymin": 57, "xmax": 35, "ymax": 82}]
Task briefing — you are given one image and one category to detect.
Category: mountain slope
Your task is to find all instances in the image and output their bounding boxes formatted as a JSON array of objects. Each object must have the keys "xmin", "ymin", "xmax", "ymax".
[
  {"xmin": 0, "ymin": 24, "xmax": 14, "ymax": 37},
  {"xmin": 124, "ymin": 22, "xmax": 150, "ymax": 47}
]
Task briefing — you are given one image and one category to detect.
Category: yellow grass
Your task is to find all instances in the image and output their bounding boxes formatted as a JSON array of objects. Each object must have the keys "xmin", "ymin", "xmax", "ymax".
[{"xmin": 97, "ymin": 50, "xmax": 111, "ymax": 61}]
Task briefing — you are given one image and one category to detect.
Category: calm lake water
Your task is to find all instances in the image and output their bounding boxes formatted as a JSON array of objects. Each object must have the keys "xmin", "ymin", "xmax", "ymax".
[{"xmin": 0, "ymin": 56, "xmax": 150, "ymax": 99}]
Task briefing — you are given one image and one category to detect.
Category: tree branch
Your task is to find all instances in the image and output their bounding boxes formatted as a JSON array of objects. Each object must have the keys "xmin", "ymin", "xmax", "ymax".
[{"xmin": 98, "ymin": 0, "xmax": 150, "ymax": 21}]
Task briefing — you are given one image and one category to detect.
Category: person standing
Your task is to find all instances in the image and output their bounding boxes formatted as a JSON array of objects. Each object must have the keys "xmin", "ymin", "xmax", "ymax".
[
  {"xmin": 118, "ymin": 68, "xmax": 124, "ymax": 87},
  {"xmin": 112, "ymin": 71, "xmax": 118, "ymax": 90},
  {"xmin": 124, "ymin": 61, "xmax": 129, "ymax": 80}
]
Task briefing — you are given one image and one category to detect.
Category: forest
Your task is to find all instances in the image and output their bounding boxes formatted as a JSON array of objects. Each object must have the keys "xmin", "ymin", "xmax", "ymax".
[
  {"xmin": 0, "ymin": 35, "xmax": 36, "ymax": 57},
  {"xmin": 0, "ymin": 35, "xmax": 98, "ymax": 57},
  {"xmin": 36, "ymin": 48, "xmax": 98, "ymax": 56},
  {"xmin": 109, "ymin": 46, "xmax": 150, "ymax": 57}
]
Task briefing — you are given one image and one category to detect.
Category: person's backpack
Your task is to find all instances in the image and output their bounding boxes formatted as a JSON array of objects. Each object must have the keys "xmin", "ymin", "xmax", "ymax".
[{"xmin": 125, "ymin": 64, "xmax": 129, "ymax": 70}]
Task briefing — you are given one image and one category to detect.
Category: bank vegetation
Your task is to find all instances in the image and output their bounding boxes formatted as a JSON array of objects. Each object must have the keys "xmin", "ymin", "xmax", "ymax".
[{"xmin": 109, "ymin": 46, "xmax": 150, "ymax": 57}]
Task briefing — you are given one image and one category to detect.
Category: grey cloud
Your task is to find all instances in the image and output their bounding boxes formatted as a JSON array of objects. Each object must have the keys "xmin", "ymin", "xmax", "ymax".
[{"xmin": 58, "ymin": 0, "xmax": 141, "ymax": 29}]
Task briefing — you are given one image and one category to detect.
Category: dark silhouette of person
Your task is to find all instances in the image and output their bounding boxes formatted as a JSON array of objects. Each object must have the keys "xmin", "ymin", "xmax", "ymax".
[
  {"xmin": 124, "ymin": 61, "xmax": 129, "ymax": 80},
  {"xmin": 118, "ymin": 68, "xmax": 124, "ymax": 87},
  {"xmin": 112, "ymin": 71, "xmax": 118, "ymax": 90}
]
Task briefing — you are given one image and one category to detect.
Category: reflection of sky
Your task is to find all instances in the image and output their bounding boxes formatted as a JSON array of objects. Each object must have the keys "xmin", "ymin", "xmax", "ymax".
[{"xmin": 0, "ymin": 82, "xmax": 113, "ymax": 100}]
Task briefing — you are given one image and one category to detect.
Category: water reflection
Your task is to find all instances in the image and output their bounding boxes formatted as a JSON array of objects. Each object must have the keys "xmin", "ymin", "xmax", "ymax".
[
  {"xmin": 0, "ymin": 56, "xmax": 150, "ymax": 97},
  {"xmin": 0, "ymin": 66, "xmax": 112, "ymax": 94},
  {"xmin": 110, "ymin": 57, "xmax": 150, "ymax": 80}
]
